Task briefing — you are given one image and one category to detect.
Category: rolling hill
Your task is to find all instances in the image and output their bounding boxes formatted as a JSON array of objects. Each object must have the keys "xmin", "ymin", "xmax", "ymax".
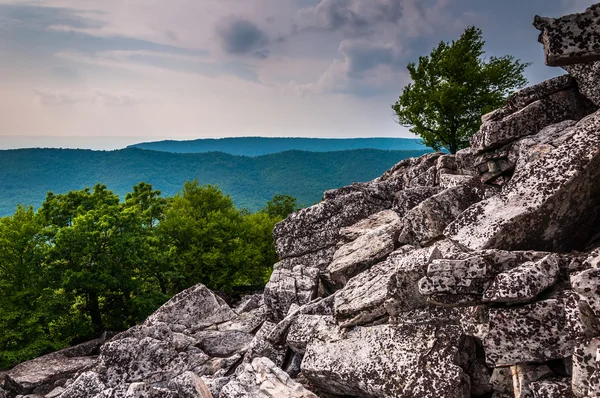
[
  {"xmin": 128, "ymin": 137, "xmax": 427, "ymax": 155},
  {"xmin": 0, "ymin": 147, "xmax": 432, "ymax": 216}
]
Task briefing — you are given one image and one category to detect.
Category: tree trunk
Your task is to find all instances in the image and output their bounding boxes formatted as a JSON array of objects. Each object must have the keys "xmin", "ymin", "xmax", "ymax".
[{"xmin": 87, "ymin": 292, "xmax": 103, "ymax": 335}]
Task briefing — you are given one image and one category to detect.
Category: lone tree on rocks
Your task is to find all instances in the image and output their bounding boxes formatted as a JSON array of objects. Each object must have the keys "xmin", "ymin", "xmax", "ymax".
[{"xmin": 392, "ymin": 26, "xmax": 530, "ymax": 154}]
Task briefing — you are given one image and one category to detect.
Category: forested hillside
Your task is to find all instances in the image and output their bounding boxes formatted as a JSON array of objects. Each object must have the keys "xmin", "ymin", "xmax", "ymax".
[
  {"xmin": 0, "ymin": 182, "xmax": 296, "ymax": 369},
  {"xmin": 129, "ymin": 137, "xmax": 426, "ymax": 155},
  {"xmin": 0, "ymin": 148, "xmax": 431, "ymax": 216}
]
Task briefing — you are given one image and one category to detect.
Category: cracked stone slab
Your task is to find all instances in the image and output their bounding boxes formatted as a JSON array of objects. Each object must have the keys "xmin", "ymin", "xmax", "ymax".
[
  {"xmin": 484, "ymin": 291, "xmax": 585, "ymax": 366},
  {"xmin": 301, "ymin": 324, "xmax": 471, "ymax": 398}
]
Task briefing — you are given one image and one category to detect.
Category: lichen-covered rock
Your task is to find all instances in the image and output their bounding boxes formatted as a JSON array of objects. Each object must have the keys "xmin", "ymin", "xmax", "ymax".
[
  {"xmin": 484, "ymin": 291, "xmax": 585, "ymax": 366},
  {"xmin": 301, "ymin": 324, "xmax": 471, "ymax": 398},
  {"xmin": 328, "ymin": 211, "xmax": 401, "ymax": 284},
  {"xmin": 571, "ymin": 268, "xmax": 600, "ymax": 319},
  {"xmin": 534, "ymin": 4, "xmax": 600, "ymax": 66},
  {"xmin": 3, "ymin": 348, "xmax": 97, "ymax": 395},
  {"xmin": 263, "ymin": 246, "xmax": 335, "ymax": 321},
  {"xmin": 564, "ymin": 61, "xmax": 600, "ymax": 107},
  {"xmin": 392, "ymin": 186, "xmax": 443, "ymax": 215},
  {"xmin": 530, "ymin": 379, "xmax": 572, "ymax": 398},
  {"xmin": 482, "ymin": 254, "xmax": 560, "ymax": 303},
  {"xmin": 144, "ymin": 284, "xmax": 236, "ymax": 332},
  {"xmin": 572, "ymin": 337, "xmax": 600, "ymax": 398},
  {"xmin": 471, "ymin": 87, "xmax": 592, "ymax": 153},
  {"xmin": 482, "ymin": 75, "xmax": 575, "ymax": 123},
  {"xmin": 286, "ymin": 315, "xmax": 344, "ymax": 354},
  {"xmin": 397, "ymin": 180, "xmax": 494, "ymax": 246},
  {"xmin": 273, "ymin": 191, "xmax": 390, "ymax": 259},
  {"xmin": 419, "ymin": 250, "xmax": 549, "ymax": 301},
  {"xmin": 220, "ymin": 357, "xmax": 318, "ymax": 398},
  {"xmin": 58, "ymin": 371, "xmax": 105, "ymax": 398},
  {"xmin": 447, "ymin": 110, "xmax": 600, "ymax": 252}
]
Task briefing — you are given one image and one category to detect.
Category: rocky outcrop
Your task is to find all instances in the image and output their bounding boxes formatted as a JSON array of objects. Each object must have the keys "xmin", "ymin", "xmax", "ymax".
[{"xmin": 5, "ymin": 4, "xmax": 600, "ymax": 398}]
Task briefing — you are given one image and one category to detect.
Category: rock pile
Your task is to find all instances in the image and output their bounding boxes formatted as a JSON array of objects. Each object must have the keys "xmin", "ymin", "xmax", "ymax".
[{"xmin": 3, "ymin": 4, "xmax": 600, "ymax": 398}]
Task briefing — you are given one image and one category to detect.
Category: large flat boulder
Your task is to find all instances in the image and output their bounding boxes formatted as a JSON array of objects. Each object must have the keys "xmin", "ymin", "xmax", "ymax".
[
  {"xmin": 397, "ymin": 180, "xmax": 494, "ymax": 246},
  {"xmin": 447, "ymin": 110, "xmax": 600, "ymax": 252},
  {"xmin": 534, "ymin": 4, "xmax": 600, "ymax": 66},
  {"xmin": 301, "ymin": 324, "xmax": 471, "ymax": 398},
  {"xmin": 470, "ymin": 87, "xmax": 592, "ymax": 153},
  {"xmin": 564, "ymin": 61, "xmax": 600, "ymax": 106}
]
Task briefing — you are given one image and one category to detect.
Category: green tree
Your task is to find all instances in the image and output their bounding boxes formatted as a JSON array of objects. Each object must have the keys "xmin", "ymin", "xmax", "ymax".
[
  {"xmin": 263, "ymin": 194, "xmax": 300, "ymax": 220},
  {"xmin": 392, "ymin": 26, "xmax": 530, "ymax": 154},
  {"xmin": 158, "ymin": 181, "xmax": 278, "ymax": 292}
]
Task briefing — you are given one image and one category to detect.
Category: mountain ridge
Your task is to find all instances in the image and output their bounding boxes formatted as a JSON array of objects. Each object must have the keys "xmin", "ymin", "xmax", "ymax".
[{"xmin": 0, "ymin": 147, "xmax": 432, "ymax": 216}]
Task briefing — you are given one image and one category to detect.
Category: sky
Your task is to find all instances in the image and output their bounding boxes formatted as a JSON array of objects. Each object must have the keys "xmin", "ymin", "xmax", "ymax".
[{"xmin": 0, "ymin": 0, "xmax": 595, "ymax": 149}]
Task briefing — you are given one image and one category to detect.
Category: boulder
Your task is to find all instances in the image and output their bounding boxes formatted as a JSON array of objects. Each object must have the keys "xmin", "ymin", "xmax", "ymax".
[
  {"xmin": 530, "ymin": 379, "xmax": 572, "ymax": 398},
  {"xmin": 220, "ymin": 357, "xmax": 318, "ymax": 398},
  {"xmin": 273, "ymin": 191, "xmax": 390, "ymax": 259},
  {"xmin": 483, "ymin": 291, "xmax": 585, "ymax": 366},
  {"xmin": 328, "ymin": 216, "xmax": 400, "ymax": 284},
  {"xmin": 3, "ymin": 348, "xmax": 97, "ymax": 395},
  {"xmin": 286, "ymin": 315, "xmax": 344, "ymax": 354},
  {"xmin": 470, "ymin": 87, "xmax": 592, "ymax": 153},
  {"xmin": 301, "ymin": 324, "xmax": 471, "ymax": 398},
  {"xmin": 419, "ymin": 250, "xmax": 549, "ymax": 301},
  {"xmin": 564, "ymin": 61, "xmax": 600, "ymax": 106},
  {"xmin": 397, "ymin": 180, "xmax": 494, "ymax": 246},
  {"xmin": 447, "ymin": 110, "xmax": 600, "ymax": 252},
  {"xmin": 572, "ymin": 337, "xmax": 600, "ymax": 398},
  {"xmin": 144, "ymin": 284, "xmax": 237, "ymax": 332},
  {"xmin": 58, "ymin": 371, "xmax": 105, "ymax": 398},
  {"xmin": 482, "ymin": 254, "xmax": 561, "ymax": 303},
  {"xmin": 534, "ymin": 4, "xmax": 600, "ymax": 66},
  {"xmin": 263, "ymin": 246, "xmax": 335, "ymax": 321}
]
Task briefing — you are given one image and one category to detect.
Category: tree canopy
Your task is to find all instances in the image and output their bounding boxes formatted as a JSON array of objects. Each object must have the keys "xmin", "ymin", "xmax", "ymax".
[
  {"xmin": 392, "ymin": 26, "xmax": 530, "ymax": 154},
  {"xmin": 0, "ymin": 182, "xmax": 291, "ymax": 370}
]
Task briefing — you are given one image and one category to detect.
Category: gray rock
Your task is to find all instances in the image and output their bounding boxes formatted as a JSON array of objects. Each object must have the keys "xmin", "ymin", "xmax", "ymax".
[
  {"xmin": 564, "ymin": 61, "xmax": 600, "ymax": 107},
  {"xmin": 273, "ymin": 191, "xmax": 389, "ymax": 259},
  {"xmin": 337, "ymin": 209, "xmax": 400, "ymax": 243},
  {"xmin": 470, "ymin": 87, "xmax": 592, "ymax": 153},
  {"xmin": 263, "ymin": 247, "xmax": 335, "ymax": 321},
  {"xmin": 301, "ymin": 324, "xmax": 471, "ymax": 398},
  {"xmin": 484, "ymin": 291, "xmax": 585, "ymax": 366},
  {"xmin": 57, "ymin": 372, "xmax": 105, "ymax": 398},
  {"xmin": 572, "ymin": 337, "xmax": 600, "ymax": 398},
  {"xmin": 220, "ymin": 357, "xmax": 318, "ymax": 398},
  {"xmin": 397, "ymin": 180, "xmax": 494, "ymax": 246},
  {"xmin": 534, "ymin": 4, "xmax": 600, "ymax": 66},
  {"xmin": 482, "ymin": 254, "xmax": 560, "ymax": 303},
  {"xmin": 169, "ymin": 372, "xmax": 213, "ymax": 398},
  {"xmin": 530, "ymin": 379, "xmax": 572, "ymax": 398},
  {"xmin": 286, "ymin": 315, "xmax": 344, "ymax": 355},
  {"xmin": 3, "ymin": 350, "xmax": 97, "ymax": 395},
  {"xmin": 482, "ymin": 75, "xmax": 575, "ymax": 123},
  {"xmin": 447, "ymin": 110, "xmax": 600, "ymax": 252},
  {"xmin": 571, "ymin": 268, "xmax": 600, "ymax": 320},
  {"xmin": 384, "ymin": 246, "xmax": 444, "ymax": 318},
  {"xmin": 328, "ymin": 217, "xmax": 400, "ymax": 284},
  {"xmin": 144, "ymin": 284, "xmax": 237, "ymax": 332},
  {"xmin": 438, "ymin": 174, "xmax": 474, "ymax": 189},
  {"xmin": 244, "ymin": 321, "xmax": 286, "ymax": 368},
  {"xmin": 193, "ymin": 330, "xmax": 253, "ymax": 358},
  {"xmin": 419, "ymin": 250, "xmax": 549, "ymax": 300}
]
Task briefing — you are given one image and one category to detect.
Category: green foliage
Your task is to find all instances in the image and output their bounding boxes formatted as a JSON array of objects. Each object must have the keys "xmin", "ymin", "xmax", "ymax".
[
  {"xmin": 0, "ymin": 181, "xmax": 284, "ymax": 370},
  {"xmin": 263, "ymin": 194, "xmax": 301, "ymax": 220},
  {"xmin": 392, "ymin": 26, "xmax": 530, "ymax": 154}
]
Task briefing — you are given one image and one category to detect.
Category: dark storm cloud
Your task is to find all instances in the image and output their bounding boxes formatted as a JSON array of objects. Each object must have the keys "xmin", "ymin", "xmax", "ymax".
[
  {"xmin": 216, "ymin": 17, "xmax": 269, "ymax": 57},
  {"xmin": 294, "ymin": 0, "xmax": 404, "ymax": 36},
  {"xmin": 340, "ymin": 40, "xmax": 399, "ymax": 76}
]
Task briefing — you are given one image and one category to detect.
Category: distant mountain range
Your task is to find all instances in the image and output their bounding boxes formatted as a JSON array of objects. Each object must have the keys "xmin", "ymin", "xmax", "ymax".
[
  {"xmin": 128, "ymin": 137, "xmax": 427, "ymax": 156},
  {"xmin": 0, "ymin": 147, "xmax": 432, "ymax": 216}
]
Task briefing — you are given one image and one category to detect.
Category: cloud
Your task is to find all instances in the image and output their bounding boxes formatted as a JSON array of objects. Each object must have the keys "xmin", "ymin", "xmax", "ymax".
[
  {"xmin": 216, "ymin": 17, "xmax": 270, "ymax": 57},
  {"xmin": 34, "ymin": 88, "xmax": 147, "ymax": 106},
  {"xmin": 294, "ymin": 0, "xmax": 403, "ymax": 36}
]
